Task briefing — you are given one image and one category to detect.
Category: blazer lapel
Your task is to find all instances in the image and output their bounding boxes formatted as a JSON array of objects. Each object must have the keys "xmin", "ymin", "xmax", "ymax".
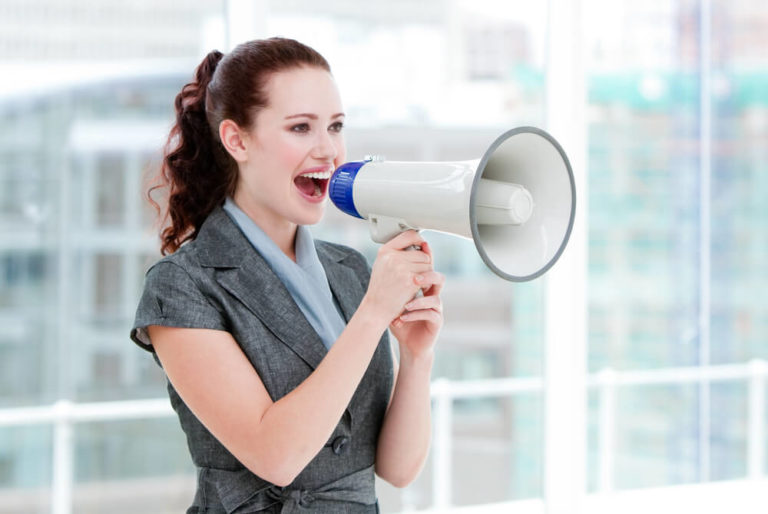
[
  {"xmin": 317, "ymin": 241, "xmax": 391, "ymax": 428},
  {"xmin": 196, "ymin": 208, "xmax": 328, "ymax": 370},
  {"xmin": 316, "ymin": 243, "xmax": 366, "ymax": 323}
]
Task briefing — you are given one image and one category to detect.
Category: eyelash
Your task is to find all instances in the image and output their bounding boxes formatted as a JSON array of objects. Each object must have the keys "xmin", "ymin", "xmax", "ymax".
[{"xmin": 290, "ymin": 121, "xmax": 344, "ymax": 133}]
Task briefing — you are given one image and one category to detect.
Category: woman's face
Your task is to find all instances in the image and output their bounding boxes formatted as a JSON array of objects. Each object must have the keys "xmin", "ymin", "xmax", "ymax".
[{"xmin": 233, "ymin": 65, "xmax": 346, "ymax": 230}]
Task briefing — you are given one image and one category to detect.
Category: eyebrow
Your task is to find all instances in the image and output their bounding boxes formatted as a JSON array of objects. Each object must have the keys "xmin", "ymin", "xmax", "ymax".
[{"xmin": 284, "ymin": 112, "xmax": 345, "ymax": 120}]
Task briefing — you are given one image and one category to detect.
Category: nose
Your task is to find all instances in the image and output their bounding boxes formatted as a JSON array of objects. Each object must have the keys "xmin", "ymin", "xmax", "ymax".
[{"xmin": 312, "ymin": 130, "xmax": 338, "ymax": 161}]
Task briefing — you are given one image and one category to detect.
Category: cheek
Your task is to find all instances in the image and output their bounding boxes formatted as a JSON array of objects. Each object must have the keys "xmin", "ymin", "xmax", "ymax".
[
  {"xmin": 270, "ymin": 138, "xmax": 308, "ymax": 170},
  {"xmin": 334, "ymin": 139, "xmax": 347, "ymax": 167}
]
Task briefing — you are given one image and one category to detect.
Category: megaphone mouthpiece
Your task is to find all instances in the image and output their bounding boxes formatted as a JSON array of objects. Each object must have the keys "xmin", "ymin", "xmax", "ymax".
[{"xmin": 474, "ymin": 178, "xmax": 534, "ymax": 225}]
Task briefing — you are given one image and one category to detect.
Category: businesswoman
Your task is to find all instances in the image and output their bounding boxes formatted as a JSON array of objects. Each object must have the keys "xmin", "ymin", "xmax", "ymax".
[{"xmin": 130, "ymin": 37, "xmax": 444, "ymax": 513}]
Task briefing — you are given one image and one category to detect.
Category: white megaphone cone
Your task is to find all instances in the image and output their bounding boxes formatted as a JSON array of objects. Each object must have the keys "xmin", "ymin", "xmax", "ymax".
[{"xmin": 328, "ymin": 126, "xmax": 576, "ymax": 282}]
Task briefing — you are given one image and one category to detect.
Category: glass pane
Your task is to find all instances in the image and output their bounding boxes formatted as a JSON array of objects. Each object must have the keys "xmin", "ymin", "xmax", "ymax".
[
  {"xmin": 0, "ymin": 2, "xmax": 226, "ymax": 513},
  {"xmin": 453, "ymin": 396, "xmax": 542, "ymax": 503},
  {"xmin": 614, "ymin": 384, "xmax": 699, "ymax": 488},
  {"xmin": 0, "ymin": 425, "xmax": 51, "ymax": 513},
  {"xmin": 94, "ymin": 155, "xmax": 126, "ymax": 227},
  {"xmin": 0, "ymin": 251, "xmax": 55, "ymax": 405},
  {"xmin": 585, "ymin": 0, "xmax": 702, "ymax": 492},
  {"xmin": 710, "ymin": 0, "xmax": 768, "ymax": 365},
  {"xmin": 709, "ymin": 0, "xmax": 768, "ymax": 487},
  {"xmin": 72, "ymin": 419, "xmax": 194, "ymax": 512},
  {"xmin": 586, "ymin": 0, "xmax": 768, "ymax": 496},
  {"xmin": 709, "ymin": 381, "xmax": 747, "ymax": 481}
]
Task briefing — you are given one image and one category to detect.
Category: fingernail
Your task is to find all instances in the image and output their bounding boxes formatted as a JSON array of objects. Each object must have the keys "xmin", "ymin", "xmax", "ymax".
[
  {"xmin": 405, "ymin": 301, "xmax": 415, "ymax": 310},
  {"xmin": 414, "ymin": 275, "xmax": 424, "ymax": 283}
]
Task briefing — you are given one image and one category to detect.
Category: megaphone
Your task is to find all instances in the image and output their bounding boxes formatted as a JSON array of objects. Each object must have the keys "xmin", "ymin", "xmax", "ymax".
[{"xmin": 328, "ymin": 126, "xmax": 576, "ymax": 282}]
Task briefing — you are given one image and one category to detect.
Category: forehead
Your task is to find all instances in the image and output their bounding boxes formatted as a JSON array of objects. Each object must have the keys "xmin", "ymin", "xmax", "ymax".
[{"xmin": 262, "ymin": 66, "xmax": 343, "ymax": 115}]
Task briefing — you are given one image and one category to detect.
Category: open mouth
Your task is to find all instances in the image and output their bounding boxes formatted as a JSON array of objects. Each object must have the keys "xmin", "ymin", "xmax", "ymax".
[{"xmin": 294, "ymin": 170, "xmax": 331, "ymax": 200}]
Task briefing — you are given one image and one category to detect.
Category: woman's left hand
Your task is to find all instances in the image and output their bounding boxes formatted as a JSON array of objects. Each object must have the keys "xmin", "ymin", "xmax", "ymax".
[{"xmin": 388, "ymin": 241, "xmax": 445, "ymax": 359}]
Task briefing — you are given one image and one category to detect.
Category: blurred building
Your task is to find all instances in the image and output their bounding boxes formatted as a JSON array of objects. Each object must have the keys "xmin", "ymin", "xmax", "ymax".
[{"xmin": 0, "ymin": 1, "xmax": 222, "ymax": 60}]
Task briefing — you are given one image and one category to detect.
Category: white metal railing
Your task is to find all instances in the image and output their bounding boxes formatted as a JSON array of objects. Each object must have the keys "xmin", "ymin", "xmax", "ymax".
[
  {"xmin": 0, "ymin": 398, "xmax": 173, "ymax": 514},
  {"xmin": 0, "ymin": 360, "xmax": 766, "ymax": 514},
  {"xmin": 430, "ymin": 376, "xmax": 544, "ymax": 510},
  {"xmin": 587, "ymin": 359, "xmax": 768, "ymax": 492}
]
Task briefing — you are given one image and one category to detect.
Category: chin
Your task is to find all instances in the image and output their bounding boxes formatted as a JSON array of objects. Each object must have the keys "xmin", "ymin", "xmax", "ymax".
[{"xmin": 292, "ymin": 204, "xmax": 326, "ymax": 226}]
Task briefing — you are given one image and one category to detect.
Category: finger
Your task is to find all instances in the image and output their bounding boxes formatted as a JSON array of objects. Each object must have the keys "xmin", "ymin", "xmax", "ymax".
[
  {"xmin": 397, "ymin": 249, "xmax": 432, "ymax": 265},
  {"xmin": 404, "ymin": 295, "xmax": 442, "ymax": 313},
  {"xmin": 399, "ymin": 309, "xmax": 443, "ymax": 324},
  {"xmin": 419, "ymin": 240, "xmax": 433, "ymax": 259},
  {"xmin": 413, "ymin": 271, "xmax": 445, "ymax": 293},
  {"xmin": 375, "ymin": 255, "xmax": 431, "ymax": 276},
  {"xmin": 377, "ymin": 242, "xmax": 431, "ymax": 267},
  {"xmin": 383, "ymin": 230, "xmax": 428, "ymax": 252}
]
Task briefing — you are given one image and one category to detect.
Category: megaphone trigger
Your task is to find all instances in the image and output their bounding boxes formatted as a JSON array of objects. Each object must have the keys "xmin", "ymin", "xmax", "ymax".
[{"xmin": 368, "ymin": 215, "xmax": 417, "ymax": 244}]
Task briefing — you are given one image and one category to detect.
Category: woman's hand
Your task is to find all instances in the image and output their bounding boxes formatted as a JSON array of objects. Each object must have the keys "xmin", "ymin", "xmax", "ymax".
[
  {"xmin": 389, "ymin": 241, "xmax": 444, "ymax": 360},
  {"xmin": 362, "ymin": 230, "xmax": 433, "ymax": 319},
  {"xmin": 360, "ymin": 230, "xmax": 445, "ymax": 360}
]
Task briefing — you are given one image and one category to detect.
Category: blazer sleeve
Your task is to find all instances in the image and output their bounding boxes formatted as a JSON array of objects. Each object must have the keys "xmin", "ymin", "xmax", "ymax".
[{"xmin": 130, "ymin": 260, "xmax": 228, "ymax": 352}]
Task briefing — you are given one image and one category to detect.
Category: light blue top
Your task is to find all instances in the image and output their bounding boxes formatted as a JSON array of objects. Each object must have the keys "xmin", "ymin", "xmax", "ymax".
[{"xmin": 222, "ymin": 198, "xmax": 346, "ymax": 350}]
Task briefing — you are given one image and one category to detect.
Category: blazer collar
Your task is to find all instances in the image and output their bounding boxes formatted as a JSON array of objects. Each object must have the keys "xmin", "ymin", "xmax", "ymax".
[
  {"xmin": 195, "ymin": 207, "xmax": 252, "ymax": 268},
  {"xmin": 193, "ymin": 207, "xmax": 364, "ymax": 370}
]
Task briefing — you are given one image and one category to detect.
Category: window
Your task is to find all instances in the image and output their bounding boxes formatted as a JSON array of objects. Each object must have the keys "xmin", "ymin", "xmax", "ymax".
[{"xmin": 1, "ymin": 1, "xmax": 766, "ymax": 512}]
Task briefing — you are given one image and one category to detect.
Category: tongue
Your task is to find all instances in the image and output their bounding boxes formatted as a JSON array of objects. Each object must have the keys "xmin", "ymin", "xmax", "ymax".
[{"xmin": 294, "ymin": 176, "xmax": 316, "ymax": 196}]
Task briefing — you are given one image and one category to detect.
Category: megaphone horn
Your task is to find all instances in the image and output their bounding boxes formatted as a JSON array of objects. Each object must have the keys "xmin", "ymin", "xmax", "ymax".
[{"xmin": 328, "ymin": 126, "xmax": 576, "ymax": 282}]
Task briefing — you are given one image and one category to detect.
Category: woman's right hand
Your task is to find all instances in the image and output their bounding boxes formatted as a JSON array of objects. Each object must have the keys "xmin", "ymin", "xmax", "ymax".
[{"xmin": 361, "ymin": 230, "xmax": 435, "ymax": 324}]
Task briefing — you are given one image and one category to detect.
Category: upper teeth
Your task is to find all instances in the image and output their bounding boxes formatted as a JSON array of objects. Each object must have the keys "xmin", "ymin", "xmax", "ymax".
[{"xmin": 301, "ymin": 171, "xmax": 331, "ymax": 179}]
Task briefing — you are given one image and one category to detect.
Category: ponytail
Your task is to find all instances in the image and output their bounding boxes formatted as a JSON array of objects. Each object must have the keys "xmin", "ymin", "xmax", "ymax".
[
  {"xmin": 148, "ymin": 38, "xmax": 331, "ymax": 255},
  {"xmin": 150, "ymin": 50, "xmax": 234, "ymax": 255}
]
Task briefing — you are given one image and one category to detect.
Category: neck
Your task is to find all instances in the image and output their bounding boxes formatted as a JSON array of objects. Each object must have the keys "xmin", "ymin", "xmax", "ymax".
[{"xmin": 229, "ymin": 196, "xmax": 298, "ymax": 262}]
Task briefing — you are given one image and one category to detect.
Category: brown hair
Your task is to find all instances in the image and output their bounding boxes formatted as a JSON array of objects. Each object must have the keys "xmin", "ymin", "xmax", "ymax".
[{"xmin": 149, "ymin": 37, "xmax": 331, "ymax": 255}]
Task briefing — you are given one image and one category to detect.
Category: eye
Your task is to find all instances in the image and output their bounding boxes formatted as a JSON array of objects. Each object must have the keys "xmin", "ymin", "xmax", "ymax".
[
  {"xmin": 290, "ymin": 122, "xmax": 311, "ymax": 133},
  {"xmin": 329, "ymin": 121, "xmax": 344, "ymax": 133}
]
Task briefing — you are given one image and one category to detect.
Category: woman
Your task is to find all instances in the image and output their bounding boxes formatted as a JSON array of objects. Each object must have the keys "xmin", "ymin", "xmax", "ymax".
[{"xmin": 131, "ymin": 37, "xmax": 444, "ymax": 513}]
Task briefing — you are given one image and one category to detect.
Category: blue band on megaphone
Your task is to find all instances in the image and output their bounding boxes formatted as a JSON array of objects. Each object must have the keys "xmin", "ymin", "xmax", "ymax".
[{"xmin": 329, "ymin": 161, "xmax": 366, "ymax": 219}]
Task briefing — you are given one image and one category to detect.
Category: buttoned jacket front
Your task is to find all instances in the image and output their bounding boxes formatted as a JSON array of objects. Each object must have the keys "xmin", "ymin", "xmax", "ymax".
[{"xmin": 131, "ymin": 207, "xmax": 393, "ymax": 513}]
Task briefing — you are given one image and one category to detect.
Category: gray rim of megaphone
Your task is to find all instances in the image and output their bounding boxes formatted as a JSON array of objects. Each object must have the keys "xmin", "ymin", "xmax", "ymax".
[{"xmin": 469, "ymin": 126, "xmax": 577, "ymax": 282}]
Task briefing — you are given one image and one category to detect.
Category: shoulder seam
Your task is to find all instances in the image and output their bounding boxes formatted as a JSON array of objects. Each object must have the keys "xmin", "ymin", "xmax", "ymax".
[{"xmin": 148, "ymin": 256, "xmax": 223, "ymax": 315}]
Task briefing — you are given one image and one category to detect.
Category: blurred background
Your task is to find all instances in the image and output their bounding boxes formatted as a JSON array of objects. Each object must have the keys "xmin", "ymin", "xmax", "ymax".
[{"xmin": 0, "ymin": 0, "xmax": 766, "ymax": 512}]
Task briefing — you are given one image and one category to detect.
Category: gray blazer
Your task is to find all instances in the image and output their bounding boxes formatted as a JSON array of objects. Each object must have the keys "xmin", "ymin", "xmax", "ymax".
[{"xmin": 131, "ymin": 207, "xmax": 393, "ymax": 513}]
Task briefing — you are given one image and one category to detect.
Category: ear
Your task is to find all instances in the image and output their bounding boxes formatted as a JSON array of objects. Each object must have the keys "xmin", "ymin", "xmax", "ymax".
[{"xmin": 219, "ymin": 119, "xmax": 248, "ymax": 162}]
